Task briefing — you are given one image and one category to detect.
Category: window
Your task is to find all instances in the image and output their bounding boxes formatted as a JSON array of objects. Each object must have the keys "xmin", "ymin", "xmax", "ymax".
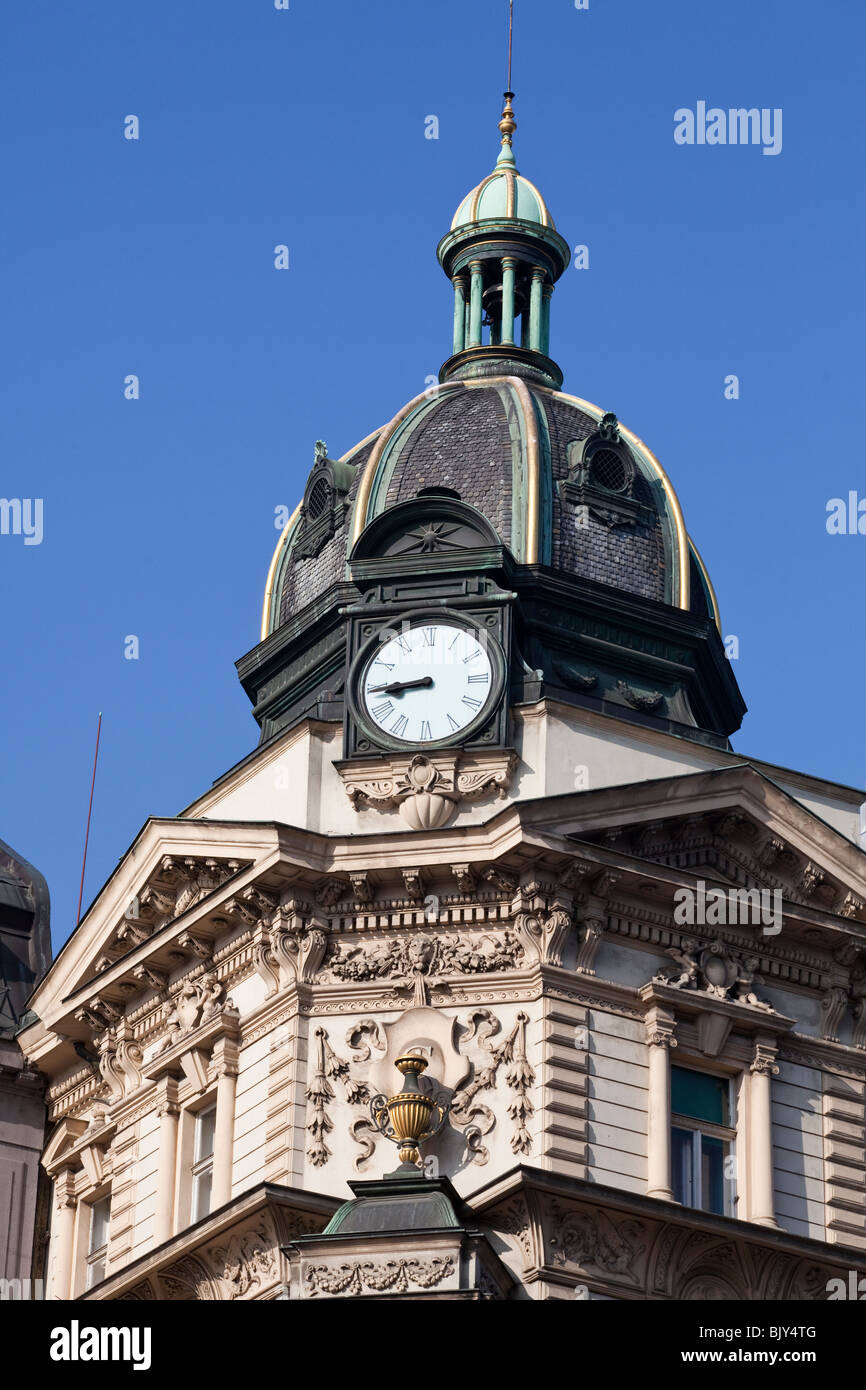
[
  {"xmin": 85, "ymin": 1196, "xmax": 111, "ymax": 1289},
  {"xmin": 671, "ymin": 1066, "xmax": 735, "ymax": 1216},
  {"xmin": 191, "ymin": 1105, "xmax": 216, "ymax": 1222}
]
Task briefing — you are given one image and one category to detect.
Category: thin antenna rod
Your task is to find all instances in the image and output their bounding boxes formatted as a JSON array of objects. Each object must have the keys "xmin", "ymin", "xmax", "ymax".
[
  {"xmin": 76, "ymin": 712, "xmax": 103, "ymax": 926},
  {"xmin": 506, "ymin": 0, "xmax": 514, "ymax": 91}
]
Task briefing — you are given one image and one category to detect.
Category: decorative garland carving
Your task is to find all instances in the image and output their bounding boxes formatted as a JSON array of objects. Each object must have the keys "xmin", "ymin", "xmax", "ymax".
[
  {"xmin": 305, "ymin": 1027, "xmax": 368, "ymax": 1167},
  {"xmin": 304, "ymin": 1256, "xmax": 455, "ymax": 1297},
  {"xmin": 451, "ymin": 1008, "xmax": 535, "ymax": 1159},
  {"xmin": 321, "ymin": 931, "xmax": 524, "ymax": 1007}
]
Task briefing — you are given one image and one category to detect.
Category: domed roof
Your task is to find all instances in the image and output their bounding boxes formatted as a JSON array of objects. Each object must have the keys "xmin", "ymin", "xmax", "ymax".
[
  {"xmin": 450, "ymin": 93, "xmax": 554, "ymax": 230},
  {"xmin": 262, "ymin": 380, "xmax": 720, "ymax": 639},
  {"xmin": 451, "ymin": 151, "xmax": 553, "ymax": 230}
]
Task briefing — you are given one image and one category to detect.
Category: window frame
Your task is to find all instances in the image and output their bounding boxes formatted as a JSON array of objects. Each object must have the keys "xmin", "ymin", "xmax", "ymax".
[
  {"xmin": 84, "ymin": 1193, "xmax": 111, "ymax": 1290},
  {"xmin": 190, "ymin": 1102, "xmax": 217, "ymax": 1225},
  {"xmin": 670, "ymin": 1066, "xmax": 737, "ymax": 1218}
]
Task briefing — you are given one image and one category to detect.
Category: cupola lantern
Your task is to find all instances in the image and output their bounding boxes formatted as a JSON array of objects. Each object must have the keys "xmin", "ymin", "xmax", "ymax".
[{"xmin": 437, "ymin": 92, "xmax": 571, "ymax": 389}]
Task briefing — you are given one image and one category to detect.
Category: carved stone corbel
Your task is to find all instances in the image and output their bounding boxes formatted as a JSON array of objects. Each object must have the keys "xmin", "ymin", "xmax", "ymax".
[
  {"xmin": 821, "ymin": 985, "xmax": 849, "ymax": 1042},
  {"xmin": 513, "ymin": 903, "xmax": 572, "ymax": 967},
  {"xmin": 176, "ymin": 930, "xmax": 213, "ymax": 962},
  {"xmin": 269, "ymin": 900, "xmax": 328, "ymax": 987},
  {"xmin": 253, "ymin": 926, "xmax": 280, "ymax": 999},
  {"xmin": 511, "ymin": 878, "xmax": 573, "ymax": 967},
  {"xmin": 452, "ymin": 864, "xmax": 476, "ymax": 894},
  {"xmin": 133, "ymin": 964, "xmax": 168, "ymax": 996},
  {"xmin": 850, "ymin": 970, "xmax": 866, "ymax": 1051},
  {"xmin": 575, "ymin": 894, "xmax": 608, "ymax": 975}
]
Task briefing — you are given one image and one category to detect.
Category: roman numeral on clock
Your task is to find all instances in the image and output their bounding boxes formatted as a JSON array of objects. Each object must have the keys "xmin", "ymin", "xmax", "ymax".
[
  {"xmin": 422, "ymin": 626, "xmax": 435, "ymax": 647},
  {"xmin": 461, "ymin": 695, "xmax": 482, "ymax": 711},
  {"xmin": 419, "ymin": 720, "xmax": 432, "ymax": 740},
  {"xmin": 467, "ymin": 672, "xmax": 489, "ymax": 683},
  {"xmin": 446, "ymin": 713, "xmax": 460, "ymax": 731},
  {"xmin": 371, "ymin": 700, "xmax": 394, "ymax": 720},
  {"xmin": 391, "ymin": 714, "xmax": 409, "ymax": 737}
]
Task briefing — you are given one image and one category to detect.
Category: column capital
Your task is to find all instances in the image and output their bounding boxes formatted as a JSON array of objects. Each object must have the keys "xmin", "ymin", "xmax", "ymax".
[
  {"xmin": 212, "ymin": 1035, "xmax": 240, "ymax": 1068},
  {"xmin": 54, "ymin": 1169, "xmax": 79, "ymax": 1210},
  {"xmin": 645, "ymin": 1007, "xmax": 677, "ymax": 1050},
  {"xmin": 750, "ymin": 1035, "xmax": 780, "ymax": 1076},
  {"xmin": 154, "ymin": 1075, "xmax": 180, "ymax": 1117}
]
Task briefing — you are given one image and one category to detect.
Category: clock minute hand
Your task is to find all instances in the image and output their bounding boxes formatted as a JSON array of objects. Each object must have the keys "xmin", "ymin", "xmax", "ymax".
[{"xmin": 367, "ymin": 676, "xmax": 434, "ymax": 696}]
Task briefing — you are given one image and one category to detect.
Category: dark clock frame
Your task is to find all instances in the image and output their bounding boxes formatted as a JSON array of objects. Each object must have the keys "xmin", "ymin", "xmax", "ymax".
[{"xmin": 344, "ymin": 603, "xmax": 509, "ymax": 758}]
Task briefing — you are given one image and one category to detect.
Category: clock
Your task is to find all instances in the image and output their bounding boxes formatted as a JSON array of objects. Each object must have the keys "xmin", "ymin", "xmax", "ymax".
[{"xmin": 348, "ymin": 614, "xmax": 506, "ymax": 752}]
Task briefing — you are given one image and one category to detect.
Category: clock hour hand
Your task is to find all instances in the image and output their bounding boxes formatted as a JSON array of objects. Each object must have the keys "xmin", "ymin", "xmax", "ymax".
[{"xmin": 366, "ymin": 675, "xmax": 434, "ymax": 696}]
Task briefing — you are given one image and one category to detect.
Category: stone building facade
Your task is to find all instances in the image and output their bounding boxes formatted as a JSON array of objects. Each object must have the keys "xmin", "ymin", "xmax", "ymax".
[{"xmin": 18, "ymin": 94, "xmax": 866, "ymax": 1302}]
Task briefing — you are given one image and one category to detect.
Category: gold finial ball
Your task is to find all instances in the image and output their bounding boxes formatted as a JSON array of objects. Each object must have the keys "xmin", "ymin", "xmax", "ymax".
[{"xmin": 498, "ymin": 91, "xmax": 517, "ymax": 145}]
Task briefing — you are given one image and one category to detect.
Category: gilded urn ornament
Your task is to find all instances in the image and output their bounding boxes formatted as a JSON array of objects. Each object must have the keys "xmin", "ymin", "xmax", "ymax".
[{"xmin": 370, "ymin": 1052, "xmax": 450, "ymax": 1169}]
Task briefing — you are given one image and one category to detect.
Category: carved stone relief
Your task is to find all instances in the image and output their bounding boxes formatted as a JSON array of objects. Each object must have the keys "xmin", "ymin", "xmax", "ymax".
[
  {"xmin": 451, "ymin": 1008, "xmax": 535, "ymax": 1161},
  {"xmin": 321, "ymin": 930, "xmax": 524, "ymax": 1006},
  {"xmin": 304, "ymin": 1256, "xmax": 455, "ymax": 1297},
  {"xmin": 653, "ymin": 938, "xmax": 773, "ymax": 1010},
  {"xmin": 206, "ymin": 1220, "xmax": 278, "ymax": 1300},
  {"xmin": 337, "ymin": 749, "xmax": 517, "ymax": 830},
  {"xmin": 305, "ymin": 1027, "xmax": 369, "ymax": 1168}
]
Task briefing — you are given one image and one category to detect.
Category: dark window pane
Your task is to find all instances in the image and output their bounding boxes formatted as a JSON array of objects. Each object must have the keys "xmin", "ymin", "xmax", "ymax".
[
  {"xmin": 701, "ymin": 1134, "xmax": 726, "ymax": 1215},
  {"xmin": 671, "ymin": 1127, "xmax": 694, "ymax": 1207},
  {"xmin": 671, "ymin": 1066, "xmax": 728, "ymax": 1125}
]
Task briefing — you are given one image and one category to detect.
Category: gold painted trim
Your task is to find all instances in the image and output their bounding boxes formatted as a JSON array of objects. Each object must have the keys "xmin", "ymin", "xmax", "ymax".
[
  {"xmin": 468, "ymin": 172, "xmax": 499, "ymax": 225},
  {"xmin": 452, "ymin": 171, "xmax": 552, "ymax": 230},
  {"xmin": 689, "ymin": 536, "xmax": 722, "ymax": 632},
  {"xmin": 260, "ymin": 503, "xmax": 301, "ymax": 641},
  {"xmin": 350, "ymin": 389, "xmax": 447, "ymax": 549},
  {"xmin": 260, "ymin": 428, "xmax": 383, "ymax": 642},
  {"xmin": 538, "ymin": 388, "xmax": 690, "ymax": 610},
  {"xmin": 516, "ymin": 173, "xmax": 553, "ymax": 228}
]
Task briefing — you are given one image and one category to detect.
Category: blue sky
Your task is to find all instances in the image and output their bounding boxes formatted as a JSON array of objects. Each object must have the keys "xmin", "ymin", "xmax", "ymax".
[{"xmin": 2, "ymin": 0, "xmax": 864, "ymax": 951}]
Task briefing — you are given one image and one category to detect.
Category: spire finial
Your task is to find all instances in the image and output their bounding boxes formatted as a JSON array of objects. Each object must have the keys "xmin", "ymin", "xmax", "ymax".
[{"xmin": 497, "ymin": 3, "xmax": 517, "ymax": 167}]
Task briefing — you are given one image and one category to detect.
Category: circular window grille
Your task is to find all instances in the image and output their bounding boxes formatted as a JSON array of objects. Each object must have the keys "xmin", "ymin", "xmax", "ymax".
[
  {"xmin": 306, "ymin": 475, "xmax": 331, "ymax": 519},
  {"xmin": 590, "ymin": 448, "xmax": 628, "ymax": 493}
]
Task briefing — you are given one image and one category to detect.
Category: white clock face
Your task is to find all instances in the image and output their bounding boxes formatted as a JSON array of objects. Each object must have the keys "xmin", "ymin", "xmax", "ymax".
[{"xmin": 361, "ymin": 622, "xmax": 495, "ymax": 745}]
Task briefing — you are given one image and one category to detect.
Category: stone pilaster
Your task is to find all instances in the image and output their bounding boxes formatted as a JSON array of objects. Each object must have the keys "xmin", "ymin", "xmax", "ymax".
[
  {"xmin": 263, "ymin": 998, "xmax": 306, "ymax": 1188},
  {"xmin": 823, "ymin": 1068, "xmax": 866, "ymax": 1250},
  {"xmin": 537, "ymin": 994, "xmax": 588, "ymax": 1179}
]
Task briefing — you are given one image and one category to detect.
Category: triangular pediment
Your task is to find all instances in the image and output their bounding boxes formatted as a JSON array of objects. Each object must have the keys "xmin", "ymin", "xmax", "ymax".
[{"xmin": 517, "ymin": 762, "xmax": 866, "ymax": 925}]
